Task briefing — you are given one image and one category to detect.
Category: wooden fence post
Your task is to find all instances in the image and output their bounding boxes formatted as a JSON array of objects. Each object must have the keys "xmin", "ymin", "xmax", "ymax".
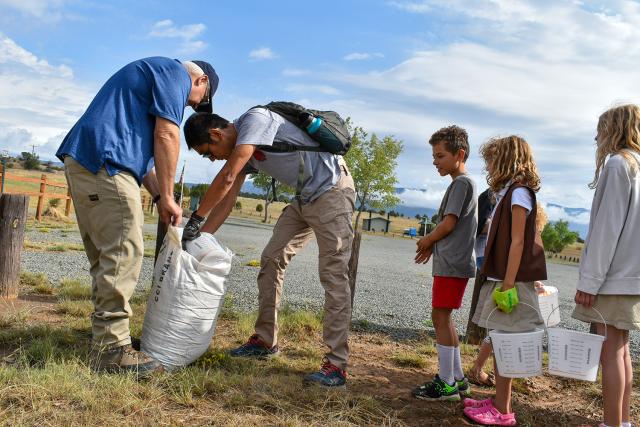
[
  {"xmin": 349, "ymin": 230, "xmax": 362, "ymax": 310},
  {"xmin": 65, "ymin": 186, "xmax": 72, "ymax": 217},
  {"xmin": 36, "ymin": 174, "xmax": 47, "ymax": 221},
  {"xmin": 465, "ymin": 272, "xmax": 486, "ymax": 344},
  {"xmin": 0, "ymin": 194, "xmax": 29, "ymax": 299}
]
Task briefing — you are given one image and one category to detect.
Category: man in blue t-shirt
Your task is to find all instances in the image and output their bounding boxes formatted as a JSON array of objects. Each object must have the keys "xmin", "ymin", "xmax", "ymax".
[{"xmin": 56, "ymin": 57, "xmax": 219, "ymax": 376}]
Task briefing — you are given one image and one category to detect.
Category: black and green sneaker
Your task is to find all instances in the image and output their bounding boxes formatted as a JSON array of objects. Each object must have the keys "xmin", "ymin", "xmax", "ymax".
[
  {"xmin": 412, "ymin": 374, "xmax": 460, "ymax": 401},
  {"xmin": 457, "ymin": 377, "xmax": 471, "ymax": 397}
]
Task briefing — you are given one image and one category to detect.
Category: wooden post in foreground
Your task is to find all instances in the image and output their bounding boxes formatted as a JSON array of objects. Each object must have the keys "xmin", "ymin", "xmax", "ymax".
[
  {"xmin": 349, "ymin": 230, "xmax": 362, "ymax": 309},
  {"xmin": 0, "ymin": 194, "xmax": 29, "ymax": 299},
  {"xmin": 465, "ymin": 272, "xmax": 486, "ymax": 344}
]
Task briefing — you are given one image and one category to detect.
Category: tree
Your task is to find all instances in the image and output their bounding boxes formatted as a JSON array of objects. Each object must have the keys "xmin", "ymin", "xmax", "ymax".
[
  {"xmin": 174, "ymin": 183, "xmax": 190, "ymax": 197},
  {"xmin": 541, "ymin": 220, "xmax": 579, "ymax": 254},
  {"xmin": 20, "ymin": 152, "xmax": 40, "ymax": 170},
  {"xmin": 252, "ymin": 172, "xmax": 293, "ymax": 222},
  {"xmin": 415, "ymin": 214, "xmax": 421, "ymax": 220},
  {"xmin": 344, "ymin": 126, "xmax": 403, "ymax": 231},
  {"xmin": 189, "ymin": 184, "xmax": 209, "ymax": 199},
  {"xmin": 256, "ymin": 203, "xmax": 263, "ymax": 212}
]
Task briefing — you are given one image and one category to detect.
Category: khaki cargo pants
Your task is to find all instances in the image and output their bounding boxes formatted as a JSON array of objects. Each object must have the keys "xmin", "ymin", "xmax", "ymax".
[
  {"xmin": 255, "ymin": 166, "xmax": 356, "ymax": 370},
  {"xmin": 64, "ymin": 157, "xmax": 143, "ymax": 348}
]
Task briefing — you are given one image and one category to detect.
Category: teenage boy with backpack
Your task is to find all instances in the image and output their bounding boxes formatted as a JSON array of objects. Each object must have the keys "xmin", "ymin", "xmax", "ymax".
[{"xmin": 181, "ymin": 105, "xmax": 355, "ymax": 388}]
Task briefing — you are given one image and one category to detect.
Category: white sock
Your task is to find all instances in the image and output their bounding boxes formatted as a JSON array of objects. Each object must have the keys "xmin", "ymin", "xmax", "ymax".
[
  {"xmin": 436, "ymin": 344, "xmax": 455, "ymax": 385},
  {"xmin": 622, "ymin": 422, "xmax": 631, "ymax": 427},
  {"xmin": 453, "ymin": 346, "xmax": 464, "ymax": 381}
]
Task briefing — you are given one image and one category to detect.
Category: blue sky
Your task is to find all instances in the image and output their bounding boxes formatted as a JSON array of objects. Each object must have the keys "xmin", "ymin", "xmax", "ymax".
[{"xmin": 2, "ymin": 0, "xmax": 640, "ymax": 226}]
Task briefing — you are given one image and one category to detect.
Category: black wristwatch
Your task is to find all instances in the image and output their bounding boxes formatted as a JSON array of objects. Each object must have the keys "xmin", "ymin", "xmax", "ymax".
[{"xmin": 152, "ymin": 194, "xmax": 161, "ymax": 204}]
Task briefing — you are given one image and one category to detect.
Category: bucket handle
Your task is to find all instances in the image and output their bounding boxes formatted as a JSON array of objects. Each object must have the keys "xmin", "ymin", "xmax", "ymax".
[
  {"xmin": 547, "ymin": 305, "xmax": 607, "ymax": 341},
  {"xmin": 485, "ymin": 301, "xmax": 548, "ymax": 338}
]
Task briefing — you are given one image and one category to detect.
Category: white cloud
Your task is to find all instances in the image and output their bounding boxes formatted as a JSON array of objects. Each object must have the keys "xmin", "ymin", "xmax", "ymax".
[
  {"xmin": 0, "ymin": 34, "xmax": 91, "ymax": 160},
  {"xmin": 310, "ymin": 0, "xmax": 640, "ymax": 209},
  {"xmin": 286, "ymin": 84, "xmax": 340, "ymax": 96},
  {"xmin": 0, "ymin": 0, "xmax": 68, "ymax": 21},
  {"xmin": 343, "ymin": 52, "xmax": 385, "ymax": 61},
  {"xmin": 148, "ymin": 19, "xmax": 207, "ymax": 54},
  {"xmin": 249, "ymin": 47, "xmax": 277, "ymax": 60},
  {"xmin": 282, "ymin": 68, "xmax": 310, "ymax": 76},
  {"xmin": 387, "ymin": 1, "xmax": 431, "ymax": 13}
]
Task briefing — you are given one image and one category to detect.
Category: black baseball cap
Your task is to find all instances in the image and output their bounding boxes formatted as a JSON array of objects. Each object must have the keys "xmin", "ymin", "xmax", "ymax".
[{"xmin": 192, "ymin": 60, "xmax": 219, "ymax": 113}]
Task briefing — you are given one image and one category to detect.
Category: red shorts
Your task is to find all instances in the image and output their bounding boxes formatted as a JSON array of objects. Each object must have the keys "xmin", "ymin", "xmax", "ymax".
[{"xmin": 432, "ymin": 276, "xmax": 469, "ymax": 309}]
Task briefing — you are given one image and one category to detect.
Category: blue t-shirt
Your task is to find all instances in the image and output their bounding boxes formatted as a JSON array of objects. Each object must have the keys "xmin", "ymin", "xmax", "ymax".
[{"xmin": 56, "ymin": 57, "xmax": 191, "ymax": 184}]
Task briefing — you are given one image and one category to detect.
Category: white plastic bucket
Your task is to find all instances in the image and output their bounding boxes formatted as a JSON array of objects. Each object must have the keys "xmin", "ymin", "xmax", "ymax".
[
  {"xmin": 547, "ymin": 307, "xmax": 606, "ymax": 382},
  {"xmin": 489, "ymin": 328, "xmax": 545, "ymax": 378},
  {"xmin": 538, "ymin": 285, "xmax": 561, "ymax": 327}
]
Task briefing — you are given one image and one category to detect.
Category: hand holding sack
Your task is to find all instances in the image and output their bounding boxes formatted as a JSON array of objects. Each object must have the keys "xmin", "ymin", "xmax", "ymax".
[{"xmin": 493, "ymin": 286, "xmax": 519, "ymax": 313}]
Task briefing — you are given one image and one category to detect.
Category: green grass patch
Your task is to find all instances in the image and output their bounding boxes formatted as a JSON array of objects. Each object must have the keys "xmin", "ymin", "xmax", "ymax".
[
  {"xmin": 391, "ymin": 351, "xmax": 427, "ymax": 368},
  {"xmin": 47, "ymin": 244, "xmax": 67, "ymax": 252},
  {"xmin": 245, "ymin": 259, "xmax": 261, "ymax": 267},
  {"xmin": 57, "ymin": 279, "xmax": 92, "ymax": 301},
  {"xmin": 55, "ymin": 300, "xmax": 93, "ymax": 318},
  {"xmin": 20, "ymin": 271, "xmax": 49, "ymax": 288},
  {"xmin": 279, "ymin": 305, "xmax": 323, "ymax": 339},
  {"xmin": 37, "ymin": 227, "xmax": 51, "ymax": 233},
  {"xmin": 143, "ymin": 248, "xmax": 155, "ymax": 258},
  {"xmin": 0, "ymin": 309, "xmax": 29, "ymax": 328}
]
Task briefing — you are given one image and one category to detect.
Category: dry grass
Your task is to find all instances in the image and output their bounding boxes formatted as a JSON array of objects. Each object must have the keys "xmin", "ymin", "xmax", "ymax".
[
  {"xmin": 0, "ymin": 299, "xmax": 398, "ymax": 427},
  {"xmin": 391, "ymin": 351, "xmax": 427, "ymax": 368}
]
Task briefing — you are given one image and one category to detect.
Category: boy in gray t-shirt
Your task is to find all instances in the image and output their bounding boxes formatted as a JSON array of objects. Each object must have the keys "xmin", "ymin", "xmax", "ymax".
[{"xmin": 412, "ymin": 125, "xmax": 478, "ymax": 402}]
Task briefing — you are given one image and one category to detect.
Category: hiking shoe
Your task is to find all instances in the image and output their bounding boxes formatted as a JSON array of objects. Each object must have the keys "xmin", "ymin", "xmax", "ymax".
[
  {"xmin": 463, "ymin": 403, "xmax": 516, "ymax": 426},
  {"xmin": 228, "ymin": 334, "xmax": 280, "ymax": 358},
  {"xmin": 90, "ymin": 344, "xmax": 163, "ymax": 378},
  {"xmin": 412, "ymin": 374, "xmax": 460, "ymax": 401},
  {"xmin": 457, "ymin": 377, "xmax": 471, "ymax": 397},
  {"xmin": 303, "ymin": 358, "xmax": 347, "ymax": 388}
]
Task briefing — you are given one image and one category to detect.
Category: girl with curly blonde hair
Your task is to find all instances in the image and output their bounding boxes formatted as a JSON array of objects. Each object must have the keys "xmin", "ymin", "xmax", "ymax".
[
  {"xmin": 464, "ymin": 135, "xmax": 547, "ymax": 426},
  {"xmin": 573, "ymin": 104, "xmax": 640, "ymax": 427}
]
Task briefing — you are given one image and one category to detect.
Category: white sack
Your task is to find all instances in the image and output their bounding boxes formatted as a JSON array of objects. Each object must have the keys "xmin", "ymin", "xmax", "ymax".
[
  {"xmin": 184, "ymin": 232, "xmax": 224, "ymax": 262},
  {"xmin": 141, "ymin": 226, "xmax": 233, "ymax": 370}
]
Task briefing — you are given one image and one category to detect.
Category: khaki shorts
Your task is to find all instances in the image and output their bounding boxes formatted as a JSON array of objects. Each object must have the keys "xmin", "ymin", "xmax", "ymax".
[
  {"xmin": 572, "ymin": 295, "xmax": 640, "ymax": 331},
  {"xmin": 472, "ymin": 280, "xmax": 543, "ymax": 332}
]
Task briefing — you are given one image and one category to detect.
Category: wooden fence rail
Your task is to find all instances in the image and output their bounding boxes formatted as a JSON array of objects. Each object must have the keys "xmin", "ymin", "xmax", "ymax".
[{"xmin": 0, "ymin": 165, "xmax": 181, "ymax": 220}]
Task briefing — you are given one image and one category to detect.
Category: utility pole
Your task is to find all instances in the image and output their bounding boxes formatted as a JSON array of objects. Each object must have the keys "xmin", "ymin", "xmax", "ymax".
[{"xmin": 30, "ymin": 145, "xmax": 38, "ymax": 155}]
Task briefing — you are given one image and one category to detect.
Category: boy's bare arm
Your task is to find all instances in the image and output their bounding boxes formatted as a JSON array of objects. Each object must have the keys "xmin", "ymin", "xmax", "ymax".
[{"xmin": 416, "ymin": 214, "xmax": 458, "ymax": 251}]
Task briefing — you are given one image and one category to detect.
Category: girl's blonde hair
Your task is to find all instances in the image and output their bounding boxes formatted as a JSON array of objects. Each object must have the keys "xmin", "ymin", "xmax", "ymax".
[
  {"xmin": 480, "ymin": 135, "xmax": 541, "ymax": 193},
  {"xmin": 590, "ymin": 103, "xmax": 640, "ymax": 189},
  {"xmin": 535, "ymin": 204, "xmax": 548, "ymax": 233}
]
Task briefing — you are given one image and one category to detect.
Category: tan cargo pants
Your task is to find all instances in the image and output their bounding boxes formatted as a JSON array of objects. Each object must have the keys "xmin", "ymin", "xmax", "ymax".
[
  {"xmin": 255, "ymin": 166, "xmax": 356, "ymax": 370},
  {"xmin": 64, "ymin": 157, "xmax": 143, "ymax": 348}
]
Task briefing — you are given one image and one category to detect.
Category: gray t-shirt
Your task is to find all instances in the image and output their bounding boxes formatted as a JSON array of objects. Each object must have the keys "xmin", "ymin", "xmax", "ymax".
[
  {"xmin": 235, "ymin": 107, "xmax": 342, "ymax": 204},
  {"xmin": 432, "ymin": 174, "xmax": 478, "ymax": 278}
]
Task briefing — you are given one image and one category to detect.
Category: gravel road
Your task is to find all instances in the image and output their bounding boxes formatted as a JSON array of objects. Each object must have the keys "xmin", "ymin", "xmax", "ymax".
[{"xmin": 20, "ymin": 217, "xmax": 639, "ymax": 354}]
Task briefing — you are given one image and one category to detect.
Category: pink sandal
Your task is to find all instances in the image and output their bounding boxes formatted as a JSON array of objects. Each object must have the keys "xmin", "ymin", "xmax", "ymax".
[
  {"xmin": 463, "ymin": 398, "xmax": 492, "ymax": 408},
  {"xmin": 463, "ymin": 401, "xmax": 516, "ymax": 426}
]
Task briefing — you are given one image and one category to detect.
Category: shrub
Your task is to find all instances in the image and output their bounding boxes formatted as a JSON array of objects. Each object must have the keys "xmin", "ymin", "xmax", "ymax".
[
  {"xmin": 6, "ymin": 162, "xmax": 14, "ymax": 168},
  {"xmin": 234, "ymin": 201, "xmax": 242, "ymax": 210},
  {"xmin": 48, "ymin": 198, "xmax": 61, "ymax": 208},
  {"xmin": 255, "ymin": 204, "xmax": 263, "ymax": 212}
]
